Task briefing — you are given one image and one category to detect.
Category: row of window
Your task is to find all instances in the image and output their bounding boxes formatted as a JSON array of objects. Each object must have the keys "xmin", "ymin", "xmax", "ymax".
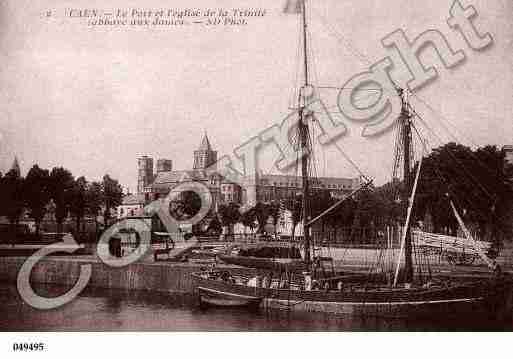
[
  {"xmin": 222, "ymin": 193, "xmax": 239, "ymax": 202},
  {"xmin": 263, "ymin": 181, "xmax": 352, "ymax": 189},
  {"xmin": 118, "ymin": 206, "xmax": 142, "ymax": 217}
]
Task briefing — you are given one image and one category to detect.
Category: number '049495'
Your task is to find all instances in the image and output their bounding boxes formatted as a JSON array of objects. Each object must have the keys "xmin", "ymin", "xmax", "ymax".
[{"xmin": 12, "ymin": 343, "xmax": 45, "ymax": 351}]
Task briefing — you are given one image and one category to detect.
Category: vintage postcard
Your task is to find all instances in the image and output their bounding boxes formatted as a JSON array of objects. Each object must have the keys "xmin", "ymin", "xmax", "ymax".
[{"xmin": 1, "ymin": 0, "xmax": 513, "ymax": 354}]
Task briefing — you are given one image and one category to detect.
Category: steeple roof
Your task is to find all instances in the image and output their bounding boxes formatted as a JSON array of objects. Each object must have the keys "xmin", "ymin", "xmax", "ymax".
[
  {"xmin": 10, "ymin": 156, "xmax": 20, "ymax": 176},
  {"xmin": 198, "ymin": 132, "xmax": 212, "ymax": 151}
]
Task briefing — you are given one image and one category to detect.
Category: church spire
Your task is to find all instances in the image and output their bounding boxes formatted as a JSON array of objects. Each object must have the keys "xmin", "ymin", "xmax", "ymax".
[
  {"xmin": 10, "ymin": 156, "xmax": 20, "ymax": 177},
  {"xmin": 198, "ymin": 131, "xmax": 212, "ymax": 151},
  {"xmin": 193, "ymin": 132, "xmax": 217, "ymax": 170}
]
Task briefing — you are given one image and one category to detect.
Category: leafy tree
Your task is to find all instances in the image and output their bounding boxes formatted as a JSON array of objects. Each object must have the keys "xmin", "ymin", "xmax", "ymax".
[
  {"xmin": 473, "ymin": 145, "xmax": 513, "ymax": 244},
  {"xmin": 2, "ymin": 169, "xmax": 25, "ymax": 239},
  {"xmin": 86, "ymin": 181, "xmax": 103, "ymax": 234},
  {"xmin": 354, "ymin": 142, "xmax": 513, "ymax": 249},
  {"xmin": 0, "ymin": 171, "xmax": 4, "ymax": 217},
  {"xmin": 217, "ymin": 202, "xmax": 241, "ymax": 236},
  {"xmin": 69, "ymin": 176, "xmax": 88, "ymax": 233},
  {"xmin": 206, "ymin": 215, "xmax": 222, "ymax": 235},
  {"xmin": 169, "ymin": 190, "xmax": 201, "ymax": 220},
  {"xmin": 253, "ymin": 202, "xmax": 271, "ymax": 234},
  {"xmin": 49, "ymin": 167, "xmax": 74, "ymax": 233},
  {"xmin": 239, "ymin": 207, "xmax": 257, "ymax": 235},
  {"xmin": 373, "ymin": 180, "xmax": 403, "ymax": 225},
  {"xmin": 282, "ymin": 190, "xmax": 335, "ymax": 240},
  {"xmin": 102, "ymin": 174, "xmax": 123, "ymax": 225},
  {"xmin": 0, "ymin": 170, "xmax": 3, "ymax": 215},
  {"xmin": 415, "ymin": 143, "xmax": 513, "ymax": 244},
  {"xmin": 307, "ymin": 190, "xmax": 335, "ymax": 235},
  {"xmin": 268, "ymin": 201, "xmax": 281, "ymax": 238},
  {"xmin": 24, "ymin": 165, "xmax": 50, "ymax": 236},
  {"xmin": 285, "ymin": 195, "xmax": 302, "ymax": 241},
  {"xmin": 324, "ymin": 197, "xmax": 357, "ymax": 239}
]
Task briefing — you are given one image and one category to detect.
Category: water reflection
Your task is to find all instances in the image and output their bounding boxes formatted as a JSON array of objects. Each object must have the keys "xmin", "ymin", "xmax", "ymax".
[{"xmin": 0, "ymin": 283, "xmax": 511, "ymax": 331}]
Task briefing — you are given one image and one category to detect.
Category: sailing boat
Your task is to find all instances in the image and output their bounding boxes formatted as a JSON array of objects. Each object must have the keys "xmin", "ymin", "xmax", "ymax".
[
  {"xmin": 192, "ymin": 87, "xmax": 513, "ymax": 318},
  {"xmin": 191, "ymin": 0, "xmax": 513, "ymax": 319}
]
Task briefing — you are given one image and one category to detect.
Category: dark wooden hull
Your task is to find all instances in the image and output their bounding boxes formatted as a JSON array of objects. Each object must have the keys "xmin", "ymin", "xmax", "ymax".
[{"xmin": 192, "ymin": 272, "xmax": 513, "ymax": 319}]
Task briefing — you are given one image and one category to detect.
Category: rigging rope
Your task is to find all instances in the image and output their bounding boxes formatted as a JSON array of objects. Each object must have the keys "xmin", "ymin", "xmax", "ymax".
[
  {"xmin": 412, "ymin": 95, "xmax": 507, "ymax": 187},
  {"xmin": 312, "ymin": 0, "xmax": 501, "ymax": 207},
  {"xmin": 410, "ymin": 106, "xmax": 495, "ymax": 201},
  {"xmin": 314, "ymin": 6, "xmax": 371, "ymax": 67},
  {"xmin": 331, "ymin": 142, "xmax": 371, "ymax": 182}
]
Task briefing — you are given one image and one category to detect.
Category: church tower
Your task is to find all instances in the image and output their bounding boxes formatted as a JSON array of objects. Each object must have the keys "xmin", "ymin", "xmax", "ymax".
[
  {"xmin": 137, "ymin": 156, "xmax": 154, "ymax": 195},
  {"xmin": 193, "ymin": 133, "xmax": 217, "ymax": 170}
]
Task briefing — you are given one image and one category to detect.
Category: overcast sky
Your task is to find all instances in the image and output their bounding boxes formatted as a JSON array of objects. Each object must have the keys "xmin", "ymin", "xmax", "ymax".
[{"xmin": 0, "ymin": 0, "xmax": 511, "ymax": 190}]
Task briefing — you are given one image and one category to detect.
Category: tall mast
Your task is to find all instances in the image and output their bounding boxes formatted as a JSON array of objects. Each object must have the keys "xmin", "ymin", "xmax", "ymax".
[
  {"xmin": 301, "ymin": 0, "xmax": 309, "ymax": 86},
  {"xmin": 299, "ymin": 0, "xmax": 311, "ymax": 266},
  {"xmin": 400, "ymin": 88, "xmax": 413, "ymax": 283}
]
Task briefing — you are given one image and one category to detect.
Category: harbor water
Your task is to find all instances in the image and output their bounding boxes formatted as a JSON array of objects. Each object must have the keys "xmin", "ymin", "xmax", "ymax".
[{"xmin": 1, "ymin": 283, "xmax": 512, "ymax": 331}]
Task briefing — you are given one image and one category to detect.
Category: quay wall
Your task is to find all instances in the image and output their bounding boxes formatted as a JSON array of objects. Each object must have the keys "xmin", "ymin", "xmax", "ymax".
[
  {"xmin": 0, "ymin": 257, "xmax": 255, "ymax": 294},
  {"xmin": 2, "ymin": 241, "xmax": 511, "ymax": 295}
]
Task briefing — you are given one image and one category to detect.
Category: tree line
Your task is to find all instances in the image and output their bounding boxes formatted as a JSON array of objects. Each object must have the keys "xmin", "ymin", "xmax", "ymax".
[
  {"xmin": 0, "ymin": 164, "xmax": 123, "ymax": 238},
  {"xmin": 216, "ymin": 143, "xmax": 513, "ymax": 245},
  {"xmin": 216, "ymin": 201, "xmax": 281, "ymax": 237},
  {"xmin": 413, "ymin": 143, "xmax": 513, "ymax": 244}
]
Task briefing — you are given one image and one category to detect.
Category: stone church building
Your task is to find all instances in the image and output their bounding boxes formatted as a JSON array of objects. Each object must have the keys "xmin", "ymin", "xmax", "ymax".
[{"xmin": 118, "ymin": 133, "xmax": 361, "ymax": 218}]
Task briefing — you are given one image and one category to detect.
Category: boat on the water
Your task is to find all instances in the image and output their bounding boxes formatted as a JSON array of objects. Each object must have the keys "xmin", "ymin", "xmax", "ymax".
[
  {"xmin": 192, "ymin": 0, "xmax": 513, "ymax": 320},
  {"xmin": 192, "ymin": 270, "xmax": 513, "ymax": 319},
  {"xmin": 197, "ymin": 286, "xmax": 262, "ymax": 309},
  {"xmin": 196, "ymin": 270, "xmax": 263, "ymax": 309}
]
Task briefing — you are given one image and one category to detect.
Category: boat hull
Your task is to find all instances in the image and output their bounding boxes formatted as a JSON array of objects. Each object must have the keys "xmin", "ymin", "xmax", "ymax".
[
  {"xmin": 197, "ymin": 287, "xmax": 261, "ymax": 308},
  {"xmin": 263, "ymin": 296, "xmax": 484, "ymax": 319},
  {"xmin": 192, "ymin": 272, "xmax": 513, "ymax": 320},
  {"xmin": 219, "ymin": 254, "xmax": 307, "ymax": 272}
]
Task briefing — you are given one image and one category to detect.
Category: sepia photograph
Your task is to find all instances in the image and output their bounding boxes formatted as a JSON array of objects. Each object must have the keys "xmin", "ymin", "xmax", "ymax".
[{"xmin": 0, "ymin": 0, "xmax": 513, "ymax": 354}]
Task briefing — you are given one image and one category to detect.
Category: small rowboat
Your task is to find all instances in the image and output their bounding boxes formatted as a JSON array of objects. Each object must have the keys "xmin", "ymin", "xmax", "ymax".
[{"xmin": 197, "ymin": 286, "xmax": 262, "ymax": 308}]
